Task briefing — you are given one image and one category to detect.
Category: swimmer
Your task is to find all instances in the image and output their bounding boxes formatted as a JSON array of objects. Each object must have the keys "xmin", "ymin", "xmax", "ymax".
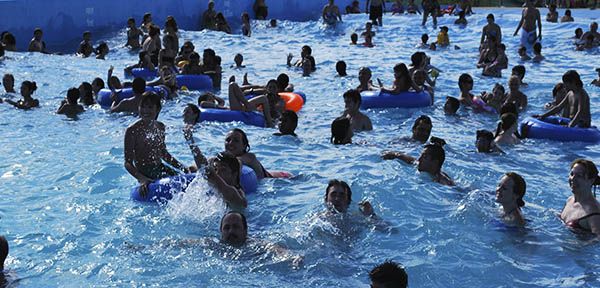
[
  {"xmin": 544, "ymin": 82, "xmax": 567, "ymax": 112},
  {"xmin": 4, "ymin": 81, "xmax": 39, "ymax": 109},
  {"xmin": 57, "ymin": 88, "xmax": 84, "ymax": 117},
  {"xmin": 517, "ymin": 46, "xmax": 531, "ymax": 61},
  {"xmin": 242, "ymin": 12, "xmax": 251, "ymax": 37},
  {"xmin": 94, "ymin": 42, "xmax": 109, "ymax": 60},
  {"xmin": 356, "ymin": 67, "xmax": 377, "ymax": 92},
  {"xmin": 254, "ymin": 0, "xmax": 269, "ymax": 20},
  {"xmin": 417, "ymin": 34, "xmax": 429, "ymax": 48},
  {"xmin": 228, "ymin": 78, "xmax": 279, "ymax": 127},
  {"xmin": 346, "ymin": 0, "xmax": 361, "ymax": 14},
  {"xmin": 200, "ymin": 1, "xmax": 217, "ymax": 30},
  {"xmin": 477, "ymin": 35, "xmax": 498, "ymax": 68},
  {"xmin": 287, "ymin": 45, "xmax": 317, "ymax": 76},
  {"xmin": 378, "ymin": 63, "xmax": 421, "ymax": 94},
  {"xmin": 205, "ymin": 152, "xmax": 248, "ymax": 209},
  {"xmin": 336, "ymin": 60, "xmax": 348, "ymax": 77},
  {"xmin": 124, "ymin": 91, "xmax": 191, "ymax": 197},
  {"xmin": 546, "ymin": 4, "xmax": 558, "ymax": 23},
  {"xmin": 531, "ymin": 42, "xmax": 544, "ymax": 62},
  {"xmin": 342, "ymin": 89, "xmax": 373, "ymax": 132},
  {"xmin": 27, "ymin": 28, "xmax": 47, "ymax": 53},
  {"xmin": 274, "ymin": 110, "xmax": 298, "ymax": 137},
  {"xmin": 224, "ymin": 128, "xmax": 271, "ymax": 179},
  {"xmin": 504, "ymin": 76, "xmax": 527, "ymax": 111},
  {"xmin": 382, "ymin": 140, "xmax": 455, "ymax": 186},
  {"xmin": 2, "ymin": 74, "xmax": 15, "ymax": 94},
  {"xmin": 573, "ymin": 28, "xmax": 583, "ymax": 43},
  {"xmin": 369, "ymin": 261, "xmax": 408, "ymax": 288},
  {"xmin": 429, "ymin": 43, "xmax": 436, "ymax": 51},
  {"xmin": 476, "ymin": 130, "xmax": 503, "ymax": 153},
  {"xmin": 410, "ymin": 115, "xmax": 432, "ymax": 143},
  {"xmin": 110, "ymin": 77, "xmax": 147, "ymax": 113},
  {"xmin": 78, "ymin": 82, "xmax": 95, "ymax": 106},
  {"xmin": 1, "ymin": 32, "xmax": 16, "ymax": 51},
  {"xmin": 140, "ymin": 13, "xmax": 153, "ymax": 34},
  {"xmin": 496, "ymin": 173, "xmax": 526, "ymax": 226},
  {"xmin": 350, "ymin": 33, "xmax": 358, "ymax": 45},
  {"xmin": 124, "ymin": 51, "xmax": 155, "ymax": 75},
  {"xmin": 511, "ymin": 65, "xmax": 528, "ymax": 87},
  {"xmin": 331, "ymin": 116, "xmax": 353, "ymax": 145},
  {"xmin": 577, "ymin": 34, "xmax": 596, "ymax": 51},
  {"xmin": 513, "ymin": 0, "xmax": 542, "ymax": 50},
  {"xmin": 361, "ymin": 22, "xmax": 376, "ymax": 47},
  {"xmin": 183, "ymin": 103, "xmax": 201, "ymax": 126},
  {"xmin": 322, "ymin": 0, "xmax": 343, "ymax": 26},
  {"xmin": 480, "ymin": 83, "xmax": 505, "ymax": 112},
  {"xmin": 455, "ymin": 11, "xmax": 467, "ymax": 25},
  {"xmin": 366, "ymin": 0, "xmax": 386, "ymax": 26},
  {"xmin": 142, "ymin": 25, "xmax": 161, "ymax": 66},
  {"xmin": 269, "ymin": 19, "xmax": 277, "ymax": 28},
  {"xmin": 163, "ymin": 16, "xmax": 180, "ymax": 50},
  {"xmin": 412, "ymin": 69, "xmax": 434, "ymax": 101},
  {"xmin": 181, "ymin": 52, "xmax": 203, "ymax": 75},
  {"xmin": 444, "ymin": 96, "xmax": 460, "ymax": 115},
  {"xmin": 435, "ymin": 26, "xmax": 450, "ymax": 47},
  {"xmin": 560, "ymin": 159, "xmax": 600, "ymax": 236},
  {"xmin": 241, "ymin": 73, "xmax": 294, "ymax": 94},
  {"xmin": 175, "ymin": 41, "xmax": 195, "ymax": 64},
  {"xmin": 457, "ymin": 73, "xmax": 474, "ymax": 107},
  {"xmin": 147, "ymin": 66, "xmax": 178, "ymax": 99},
  {"xmin": 126, "ymin": 18, "xmax": 143, "ymax": 49},
  {"xmin": 482, "ymin": 44, "xmax": 507, "ymax": 77},
  {"xmin": 580, "ymin": 22, "xmax": 600, "ymax": 45},
  {"xmin": 91, "ymin": 78, "xmax": 105, "ymax": 97},
  {"xmin": 231, "ymin": 53, "xmax": 246, "ymax": 69},
  {"xmin": 215, "ymin": 13, "xmax": 232, "ymax": 34},
  {"xmin": 198, "ymin": 92, "xmax": 226, "ymax": 109},
  {"xmin": 421, "ymin": 0, "xmax": 439, "ymax": 27},
  {"xmin": 494, "ymin": 113, "xmax": 520, "ymax": 145},
  {"xmin": 77, "ymin": 31, "xmax": 93, "ymax": 58},
  {"xmin": 0, "ymin": 236, "xmax": 8, "ymax": 271},
  {"xmin": 158, "ymin": 34, "xmax": 178, "ymax": 71},
  {"xmin": 535, "ymin": 70, "xmax": 591, "ymax": 128},
  {"xmin": 324, "ymin": 179, "xmax": 378, "ymax": 217},
  {"xmin": 561, "ymin": 10, "xmax": 574, "ymax": 23},
  {"xmin": 591, "ymin": 68, "xmax": 600, "ymax": 87}
]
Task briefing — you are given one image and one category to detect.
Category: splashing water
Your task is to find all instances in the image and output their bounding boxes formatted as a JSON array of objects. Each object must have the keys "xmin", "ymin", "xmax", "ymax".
[{"xmin": 165, "ymin": 175, "xmax": 227, "ymax": 224}]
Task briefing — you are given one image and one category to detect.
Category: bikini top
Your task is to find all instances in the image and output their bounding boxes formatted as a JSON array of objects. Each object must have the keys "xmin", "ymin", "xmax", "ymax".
[{"xmin": 566, "ymin": 212, "xmax": 600, "ymax": 232}]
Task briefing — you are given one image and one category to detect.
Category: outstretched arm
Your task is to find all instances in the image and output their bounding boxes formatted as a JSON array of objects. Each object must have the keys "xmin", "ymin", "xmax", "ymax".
[
  {"xmin": 381, "ymin": 151, "xmax": 416, "ymax": 164},
  {"xmin": 184, "ymin": 126, "xmax": 208, "ymax": 167}
]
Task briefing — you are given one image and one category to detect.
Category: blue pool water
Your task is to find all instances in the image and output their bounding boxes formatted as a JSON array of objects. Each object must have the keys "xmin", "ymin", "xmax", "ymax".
[{"xmin": 1, "ymin": 8, "xmax": 600, "ymax": 287}]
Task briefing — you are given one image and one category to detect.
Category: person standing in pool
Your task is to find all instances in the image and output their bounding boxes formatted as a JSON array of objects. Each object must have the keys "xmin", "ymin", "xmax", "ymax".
[
  {"xmin": 342, "ymin": 89, "xmax": 373, "ymax": 132},
  {"xmin": 322, "ymin": 0, "xmax": 342, "ymax": 26},
  {"xmin": 513, "ymin": 0, "xmax": 542, "ymax": 51},
  {"xmin": 366, "ymin": 0, "xmax": 386, "ymax": 26},
  {"xmin": 331, "ymin": 117, "xmax": 354, "ymax": 145},
  {"xmin": 457, "ymin": 73, "xmax": 474, "ymax": 107},
  {"xmin": 200, "ymin": 1, "xmax": 218, "ymax": 30},
  {"xmin": 126, "ymin": 18, "xmax": 143, "ymax": 50},
  {"xmin": 124, "ymin": 92, "xmax": 191, "ymax": 198},
  {"xmin": 503, "ymin": 76, "xmax": 527, "ymax": 111},
  {"xmin": 421, "ymin": 0, "xmax": 439, "ymax": 27},
  {"xmin": 241, "ymin": 12, "xmax": 251, "ymax": 37},
  {"xmin": 77, "ymin": 31, "xmax": 93, "ymax": 58},
  {"xmin": 287, "ymin": 45, "xmax": 316, "ymax": 77},
  {"xmin": 27, "ymin": 28, "xmax": 47, "ymax": 53},
  {"xmin": 324, "ymin": 179, "xmax": 378, "ymax": 217},
  {"xmin": 560, "ymin": 159, "xmax": 600, "ymax": 236},
  {"xmin": 496, "ymin": 172, "xmax": 526, "ymax": 226},
  {"xmin": 253, "ymin": 0, "xmax": 268, "ymax": 20},
  {"xmin": 57, "ymin": 88, "xmax": 84, "ymax": 117},
  {"xmin": 535, "ymin": 70, "xmax": 591, "ymax": 128}
]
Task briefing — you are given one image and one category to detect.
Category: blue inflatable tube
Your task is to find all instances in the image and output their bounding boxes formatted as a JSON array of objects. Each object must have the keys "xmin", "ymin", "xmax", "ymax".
[
  {"xmin": 360, "ymin": 90, "xmax": 432, "ymax": 109},
  {"xmin": 199, "ymin": 108, "xmax": 266, "ymax": 127},
  {"xmin": 96, "ymin": 86, "xmax": 166, "ymax": 109},
  {"xmin": 131, "ymin": 68, "xmax": 158, "ymax": 80},
  {"xmin": 519, "ymin": 116, "xmax": 600, "ymax": 143},
  {"xmin": 131, "ymin": 165, "xmax": 259, "ymax": 202},
  {"xmin": 176, "ymin": 75, "xmax": 213, "ymax": 91}
]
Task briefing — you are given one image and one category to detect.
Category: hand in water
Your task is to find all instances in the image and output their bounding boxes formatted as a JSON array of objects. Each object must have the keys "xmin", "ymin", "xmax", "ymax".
[
  {"xmin": 381, "ymin": 151, "xmax": 398, "ymax": 160},
  {"xmin": 358, "ymin": 200, "xmax": 374, "ymax": 216}
]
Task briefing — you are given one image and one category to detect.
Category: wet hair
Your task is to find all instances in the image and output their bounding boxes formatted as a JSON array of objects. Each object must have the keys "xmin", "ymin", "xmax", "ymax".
[
  {"xmin": 487, "ymin": 13, "xmax": 495, "ymax": 20},
  {"xmin": 139, "ymin": 91, "xmax": 162, "ymax": 117},
  {"xmin": 445, "ymin": 97, "xmax": 460, "ymax": 113},
  {"xmin": 440, "ymin": 26, "xmax": 449, "ymax": 32},
  {"xmin": 148, "ymin": 25, "xmax": 160, "ymax": 37},
  {"xmin": 189, "ymin": 52, "xmax": 200, "ymax": 61},
  {"xmin": 505, "ymin": 172, "xmax": 526, "ymax": 207},
  {"xmin": 198, "ymin": 92, "xmax": 215, "ymax": 104},
  {"xmin": 212, "ymin": 151, "xmax": 242, "ymax": 187},
  {"xmin": 336, "ymin": 60, "xmax": 347, "ymax": 76},
  {"xmin": 132, "ymin": 77, "xmax": 147, "ymax": 94},
  {"xmin": 127, "ymin": 17, "xmax": 135, "ymax": 24},
  {"xmin": 276, "ymin": 73, "xmax": 290, "ymax": 91},
  {"xmin": 234, "ymin": 53, "xmax": 243, "ymax": 63},
  {"xmin": 533, "ymin": 42, "xmax": 542, "ymax": 54},
  {"xmin": 330, "ymin": 117, "xmax": 352, "ymax": 145},
  {"xmin": 343, "ymin": 89, "xmax": 362, "ymax": 106},
  {"xmin": 571, "ymin": 159, "xmax": 600, "ymax": 187},
  {"xmin": 412, "ymin": 115, "xmax": 432, "ymax": 131},
  {"xmin": 351, "ymin": 33, "xmax": 358, "ymax": 43},
  {"xmin": 0, "ymin": 235, "xmax": 8, "ymax": 270},
  {"xmin": 143, "ymin": 13, "xmax": 152, "ymax": 22},
  {"xmin": 493, "ymin": 83, "xmax": 505, "ymax": 95},
  {"xmin": 421, "ymin": 33, "xmax": 429, "ymax": 43},
  {"xmin": 575, "ymin": 28, "xmax": 583, "ymax": 38},
  {"xmin": 2, "ymin": 32, "xmax": 16, "ymax": 47},
  {"xmin": 512, "ymin": 65, "xmax": 526, "ymax": 79},
  {"xmin": 165, "ymin": 16, "xmax": 178, "ymax": 32},
  {"xmin": 95, "ymin": 42, "xmax": 109, "ymax": 55},
  {"xmin": 186, "ymin": 103, "xmax": 201, "ymax": 123},
  {"xmin": 67, "ymin": 87, "xmax": 80, "ymax": 103},
  {"xmin": 565, "ymin": 9, "xmax": 571, "ymax": 16},
  {"xmin": 369, "ymin": 260, "xmax": 408, "ymax": 288},
  {"xmin": 458, "ymin": 73, "xmax": 473, "ymax": 91},
  {"xmin": 302, "ymin": 45, "xmax": 312, "ymax": 55},
  {"xmin": 477, "ymin": 129, "xmax": 495, "ymax": 141},
  {"xmin": 325, "ymin": 179, "xmax": 352, "ymax": 205},
  {"xmin": 549, "ymin": 4, "xmax": 556, "ymax": 10},
  {"xmin": 410, "ymin": 52, "xmax": 426, "ymax": 67},
  {"xmin": 495, "ymin": 113, "xmax": 518, "ymax": 138},
  {"xmin": 2, "ymin": 73, "xmax": 14, "ymax": 83},
  {"xmin": 92, "ymin": 77, "xmax": 105, "ymax": 90},
  {"xmin": 230, "ymin": 128, "xmax": 251, "ymax": 153},
  {"xmin": 499, "ymin": 102, "xmax": 517, "ymax": 118},
  {"xmin": 83, "ymin": 31, "xmax": 91, "ymax": 38},
  {"xmin": 393, "ymin": 63, "xmax": 411, "ymax": 87},
  {"xmin": 79, "ymin": 82, "xmax": 93, "ymax": 98},
  {"xmin": 220, "ymin": 211, "xmax": 248, "ymax": 232},
  {"xmin": 34, "ymin": 28, "xmax": 42, "ymax": 35},
  {"xmin": 423, "ymin": 142, "xmax": 445, "ymax": 170},
  {"xmin": 518, "ymin": 46, "xmax": 527, "ymax": 53},
  {"xmin": 270, "ymin": 19, "xmax": 277, "ymax": 27},
  {"xmin": 21, "ymin": 81, "xmax": 37, "ymax": 94},
  {"xmin": 562, "ymin": 70, "xmax": 583, "ymax": 89},
  {"xmin": 552, "ymin": 82, "xmax": 564, "ymax": 97}
]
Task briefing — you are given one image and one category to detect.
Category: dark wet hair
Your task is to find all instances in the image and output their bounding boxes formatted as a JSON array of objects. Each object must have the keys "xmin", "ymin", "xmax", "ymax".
[
  {"xmin": 79, "ymin": 82, "xmax": 93, "ymax": 98},
  {"xmin": 22, "ymin": 81, "xmax": 37, "ymax": 93},
  {"xmin": 565, "ymin": 9, "xmax": 571, "ymax": 16},
  {"xmin": 351, "ymin": 33, "xmax": 358, "ymax": 43},
  {"xmin": 445, "ymin": 97, "xmax": 460, "ymax": 113},
  {"xmin": 95, "ymin": 42, "xmax": 109, "ymax": 55},
  {"xmin": 281, "ymin": 110, "xmax": 298, "ymax": 130},
  {"xmin": 423, "ymin": 142, "xmax": 445, "ymax": 170},
  {"xmin": 198, "ymin": 92, "xmax": 215, "ymax": 104},
  {"xmin": 421, "ymin": 33, "xmax": 429, "ymax": 43},
  {"xmin": 410, "ymin": 52, "xmax": 426, "ymax": 67},
  {"xmin": 458, "ymin": 73, "xmax": 473, "ymax": 91},
  {"xmin": 139, "ymin": 91, "xmax": 162, "ymax": 116},
  {"xmin": 552, "ymin": 82, "xmax": 564, "ymax": 97},
  {"xmin": 132, "ymin": 77, "xmax": 146, "ymax": 94},
  {"xmin": 505, "ymin": 172, "xmax": 526, "ymax": 207},
  {"xmin": 276, "ymin": 73, "xmax": 290, "ymax": 91},
  {"xmin": 230, "ymin": 128, "xmax": 250, "ymax": 153},
  {"xmin": 143, "ymin": 13, "xmax": 152, "ymax": 22},
  {"xmin": 149, "ymin": 25, "xmax": 160, "ymax": 37},
  {"xmin": 487, "ymin": 13, "xmax": 495, "ymax": 20},
  {"xmin": 512, "ymin": 65, "xmax": 526, "ymax": 79},
  {"xmin": 325, "ymin": 179, "xmax": 352, "ymax": 205},
  {"xmin": 186, "ymin": 103, "xmax": 200, "ymax": 123},
  {"xmin": 92, "ymin": 77, "xmax": 105, "ymax": 90},
  {"xmin": 412, "ymin": 115, "xmax": 432, "ymax": 131},
  {"xmin": 495, "ymin": 113, "xmax": 518, "ymax": 138},
  {"xmin": 0, "ymin": 235, "xmax": 8, "ymax": 270},
  {"xmin": 477, "ymin": 129, "xmax": 494, "ymax": 141},
  {"xmin": 2, "ymin": 32, "xmax": 16, "ymax": 46},
  {"xmin": 165, "ymin": 16, "xmax": 178, "ymax": 32},
  {"xmin": 571, "ymin": 159, "xmax": 600, "ymax": 187},
  {"xmin": 440, "ymin": 26, "xmax": 449, "ymax": 32},
  {"xmin": 343, "ymin": 89, "xmax": 361, "ymax": 106},
  {"xmin": 499, "ymin": 102, "xmax": 517, "ymax": 118},
  {"xmin": 369, "ymin": 260, "xmax": 408, "ymax": 288},
  {"xmin": 575, "ymin": 28, "xmax": 583, "ymax": 37},
  {"xmin": 270, "ymin": 19, "xmax": 277, "ymax": 27},
  {"xmin": 562, "ymin": 70, "xmax": 583, "ymax": 89},
  {"xmin": 212, "ymin": 151, "xmax": 242, "ymax": 187},
  {"xmin": 533, "ymin": 42, "xmax": 542, "ymax": 54},
  {"xmin": 302, "ymin": 45, "xmax": 312, "ymax": 55},
  {"xmin": 220, "ymin": 211, "xmax": 247, "ymax": 232},
  {"xmin": 518, "ymin": 46, "xmax": 527, "ymax": 53},
  {"xmin": 336, "ymin": 60, "xmax": 347, "ymax": 76},
  {"xmin": 67, "ymin": 87, "xmax": 80, "ymax": 103},
  {"xmin": 331, "ymin": 117, "xmax": 352, "ymax": 145}
]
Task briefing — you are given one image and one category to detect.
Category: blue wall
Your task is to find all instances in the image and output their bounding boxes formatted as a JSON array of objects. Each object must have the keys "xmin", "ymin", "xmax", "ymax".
[{"xmin": 0, "ymin": 0, "xmax": 355, "ymax": 52}]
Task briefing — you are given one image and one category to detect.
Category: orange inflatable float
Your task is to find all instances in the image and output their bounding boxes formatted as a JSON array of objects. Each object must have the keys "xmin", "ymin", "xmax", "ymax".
[{"xmin": 279, "ymin": 92, "xmax": 304, "ymax": 113}]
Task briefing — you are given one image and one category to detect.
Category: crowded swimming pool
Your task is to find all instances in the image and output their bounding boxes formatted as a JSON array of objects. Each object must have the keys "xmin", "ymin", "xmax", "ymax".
[{"xmin": 0, "ymin": 6, "xmax": 599, "ymax": 287}]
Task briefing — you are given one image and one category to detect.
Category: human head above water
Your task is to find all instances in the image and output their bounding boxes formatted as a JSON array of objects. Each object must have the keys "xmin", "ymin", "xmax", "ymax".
[
  {"xmin": 225, "ymin": 128, "xmax": 250, "ymax": 156},
  {"xmin": 276, "ymin": 73, "xmax": 290, "ymax": 91},
  {"xmin": 2, "ymin": 73, "xmax": 14, "ymax": 93},
  {"xmin": 183, "ymin": 103, "xmax": 200, "ymax": 125},
  {"xmin": 562, "ymin": 70, "xmax": 583, "ymax": 90},
  {"xmin": 343, "ymin": 89, "xmax": 362, "ymax": 111},
  {"xmin": 66, "ymin": 87, "xmax": 80, "ymax": 104},
  {"xmin": 421, "ymin": 33, "xmax": 429, "ymax": 44},
  {"xmin": 132, "ymin": 77, "xmax": 146, "ymax": 95},
  {"xmin": 418, "ymin": 142, "xmax": 445, "ymax": 174},
  {"xmin": 336, "ymin": 60, "xmax": 347, "ymax": 76},
  {"xmin": 369, "ymin": 260, "xmax": 408, "ymax": 288},
  {"xmin": 569, "ymin": 159, "xmax": 600, "ymax": 192},
  {"xmin": 444, "ymin": 96, "xmax": 460, "ymax": 114},
  {"xmin": 476, "ymin": 129, "xmax": 495, "ymax": 153},
  {"xmin": 324, "ymin": 179, "xmax": 352, "ymax": 213},
  {"xmin": 20, "ymin": 80, "xmax": 37, "ymax": 97},
  {"xmin": 331, "ymin": 116, "xmax": 353, "ymax": 145},
  {"xmin": 139, "ymin": 91, "xmax": 162, "ymax": 120},
  {"xmin": 220, "ymin": 211, "xmax": 248, "ymax": 246},
  {"xmin": 458, "ymin": 73, "xmax": 473, "ymax": 91},
  {"xmin": 497, "ymin": 172, "xmax": 526, "ymax": 207},
  {"xmin": 412, "ymin": 115, "xmax": 432, "ymax": 143},
  {"xmin": 351, "ymin": 33, "xmax": 358, "ymax": 44},
  {"xmin": 279, "ymin": 110, "xmax": 298, "ymax": 135}
]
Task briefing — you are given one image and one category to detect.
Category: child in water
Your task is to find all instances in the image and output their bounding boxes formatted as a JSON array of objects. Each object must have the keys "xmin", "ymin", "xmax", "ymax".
[
  {"xmin": 503, "ymin": 76, "xmax": 527, "ymax": 111},
  {"xmin": 480, "ymin": 83, "xmax": 505, "ymax": 112},
  {"xmin": 417, "ymin": 34, "xmax": 429, "ymax": 48},
  {"xmin": 518, "ymin": 46, "xmax": 531, "ymax": 61},
  {"xmin": 361, "ymin": 22, "xmax": 376, "ymax": 47},
  {"xmin": 4, "ymin": 81, "xmax": 39, "ymax": 109},
  {"xmin": 57, "ymin": 88, "xmax": 84, "ymax": 116},
  {"xmin": 457, "ymin": 73, "xmax": 474, "ymax": 107},
  {"xmin": 274, "ymin": 110, "xmax": 299, "ymax": 137},
  {"xmin": 532, "ymin": 43, "xmax": 545, "ymax": 62},
  {"xmin": 435, "ymin": 26, "xmax": 450, "ymax": 47}
]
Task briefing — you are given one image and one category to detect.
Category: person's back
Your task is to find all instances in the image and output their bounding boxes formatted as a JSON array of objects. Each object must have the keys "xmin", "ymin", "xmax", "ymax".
[{"xmin": 111, "ymin": 77, "xmax": 147, "ymax": 113}]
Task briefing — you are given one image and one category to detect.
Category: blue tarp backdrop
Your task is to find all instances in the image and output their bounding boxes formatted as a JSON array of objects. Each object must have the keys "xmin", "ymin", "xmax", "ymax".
[{"xmin": 0, "ymin": 0, "xmax": 355, "ymax": 51}]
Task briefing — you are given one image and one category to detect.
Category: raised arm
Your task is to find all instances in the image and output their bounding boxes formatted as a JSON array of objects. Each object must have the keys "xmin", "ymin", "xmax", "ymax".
[
  {"xmin": 207, "ymin": 166, "xmax": 248, "ymax": 208},
  {"xmin": 184, "ymin": 126, "xmax": 208, "ymax": 167}
]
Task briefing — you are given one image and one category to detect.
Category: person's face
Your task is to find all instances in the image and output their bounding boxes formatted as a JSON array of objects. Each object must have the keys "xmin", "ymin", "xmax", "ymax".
[
  {"xmin": 417, "ymin": 148, "xmax": 438, "ymax": 173},
  {"xmin": 234, "ymin": 55, "xmax": 242, "ymax": 66},
  {"xmin": 139, "ymin": 101, "xmax": 159, "ymax": 121},
  {"xmin": 569, "ymin": 163, "xmax": 592, "ymax": 192},
  {"xmin": 266, "ymin": 82, "xmax": 278, "ymax": 94},
  {"xmin": 220, "ymin": 214, "xmax": 247, "ymax": 246},
  {"xmin": 414, "ymin": 73, "xmax": 426, "ymax": 86},
  {"xmin": 590, "ymin": 23, "xmax": 598, "ymax": 32},
  {"xmin": 476, "ymin": 136, "xmax": 492, "ymax": 152},
  {"xmin": 225, "ymin": 131, "xmax": 245, "ymax": 156},
  {"xmin": 412, "ymin": 120, "xmax": 432, "ymax": 142},
  {"xmin": 326, "ymin": 184, "xmax": 349, "ymax": 213},
  {"xmin": 487, "ymin": 17, "xmax": 493, "ymax": 24},
  {"xmin": 3, "ymin": 77, "xmax": 14, "ymax": 91},
  {"xmin": 344, "ymin": 97, "xmax": 358, "ymax": 112},
  {"xmin": 496, "ymin": 176, "xmax": 516, "ymax": 205},
  {"xmin": 20, "ymin": 84, "xmax": 29, "ymax": 96},
  {"xmin": 358, "ymin": 69, "xmax": 371, "ymax": 83},
  {"xmin": 183, "ymin": 106, "xmax": 199, "ymax": 125},
  {"xmin": 461, "ymin": 78, "xmax": 473, "ymax": 91}
]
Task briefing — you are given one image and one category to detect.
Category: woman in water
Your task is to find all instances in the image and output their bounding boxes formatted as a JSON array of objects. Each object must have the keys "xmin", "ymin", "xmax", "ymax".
[
  {"xmin": 494, "ymin": 113, "xmax": 520, "ymax": 145},
  {"xmin": 4, "ymin": 81, "xmax": 39, "ymax": 109},
  {"xmin": 224, "ymin": 128, "xmax": 270, "ymax": 179},
  {"xmin": 496, "ymin": 172, "xmax": 526, "ymax": 226},
  {"xmin": 378, "ymin": 63, "xmax": 420, "ymax": 94},
  {"xmin": 560, "ymin": 159, "xmax": 600, "ymax": 235}
]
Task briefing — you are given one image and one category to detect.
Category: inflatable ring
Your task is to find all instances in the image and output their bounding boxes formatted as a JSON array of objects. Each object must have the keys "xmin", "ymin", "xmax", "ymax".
[
  {"xmin": 96, "ymin": 86, "xmax": 166, "ymax": 109},
  {"xmin": 279, "ymin": 92, "xmax": 304, "ymax": 113},
  {"xmin": 130, "ymin": 68, "xmax": 158, "ymax": 80},
  {"xmin": 360, "ymin": 90, "xmax": 432, "ymax": 109},
  {"xmin": 199, "ymin": 108, "xmax": 266, "ymax": 127},
  {"xmin": 176, "ymin": 74, "xmax": 213, "ymax": 91},
  {"xmin": 519, "ymin": 116, "xmax": 600, "ymax": 143},
  {"xmin": 473, "ymin": 96, "xmax": 496, "ymax": 113},
  {"xmin": 131, "ymin": 165, "xmax": 258, "ymax": 202}
]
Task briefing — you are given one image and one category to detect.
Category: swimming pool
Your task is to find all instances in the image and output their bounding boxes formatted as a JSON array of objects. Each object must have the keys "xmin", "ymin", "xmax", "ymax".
[{"xmin": 1, "ymin": 8, "xmax": 599, "ymax": 287}]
